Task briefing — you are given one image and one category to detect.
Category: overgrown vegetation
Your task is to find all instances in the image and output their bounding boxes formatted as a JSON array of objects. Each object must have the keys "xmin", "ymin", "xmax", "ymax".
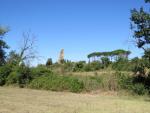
[
  {"xmin": 0, "ymin": 0, "xmax": 150, "ymax": 96},
  {"xmin": 0, "ymin": 26, "xmax": 149, "ymax": 95}
]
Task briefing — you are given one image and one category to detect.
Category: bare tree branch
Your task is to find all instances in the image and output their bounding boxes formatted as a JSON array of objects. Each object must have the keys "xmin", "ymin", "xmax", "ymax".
[{"xmin": 18, "ymin": 31, "xmax": 38, "ymax": 66}]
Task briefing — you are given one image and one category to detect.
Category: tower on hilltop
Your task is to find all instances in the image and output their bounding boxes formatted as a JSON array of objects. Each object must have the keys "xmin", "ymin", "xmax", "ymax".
[{"xmin": 58, "ymin": 49, "xmax": 64, "ymax": 64}]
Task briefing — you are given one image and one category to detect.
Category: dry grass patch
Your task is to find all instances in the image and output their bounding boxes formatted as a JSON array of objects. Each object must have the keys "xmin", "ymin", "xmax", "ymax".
[{"xmin": 0, "ymin": 87, "xmax": 149, "ymax": 113}]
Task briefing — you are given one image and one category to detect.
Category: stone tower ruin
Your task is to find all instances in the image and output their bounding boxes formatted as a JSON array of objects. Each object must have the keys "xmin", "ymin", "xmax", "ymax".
[{"xmin": 58, "ymin": 49, "xmax": 64, "ymax": 64}]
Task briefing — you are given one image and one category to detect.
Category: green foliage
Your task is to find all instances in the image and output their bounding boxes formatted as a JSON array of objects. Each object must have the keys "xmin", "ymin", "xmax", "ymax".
[
  {"xmin": 6, "ymin": 71, "xmax": 18, "ymax": 85},
  {"xmin": 6, "ymin": 65, "xmax": 32, "ymax": 87},
  {"xmin": 6, "ymin": 51, "xmax": 20, "ymax": 66},
  {"xmin": 0, "ymin": 27, "xmax": 9, "ymax": 66},
  {"xmin": 101, "ymin": 57, "xmax": 110, "ymax": 68},
  {"xmin": 46, "ymin": 58, "xmax": 53, "ymax": 66},
  {"xmin": 31, "ymin": 65, "xmax": 52, "ymax": 78},
  {"xmin": 87, "ymin": 50, "xmax": 130, "ymax": 58},
  {"xmin": 89, "ymin": 61, "xmax": 102, "ymax": 70},
  {"xmin": 116, "ymin": 72, "xmax": 149, "ymax": 95},
  {"xmin": 115, "ymin": 72, "xmax": 133, "ymax": 90},
  {"xmin": 0, "ymin": 64, "xmax": 12, "ymax": 85},
  {"xmin": 0, "ymin": 61, "xmax": 149, "ymax": 95},
  {"xmin": 132, "ymin": 58, "xmax": 145, "ymax": 75},
  {"xmin": 87, "ymin": 49, "xmax": 131, "ymax": 60},
  {"xmin": 84, "ymin": 63, "xmax": 92, "ymax": 71},
  {"xmin": 73, "ymin": 61, "xmax": 86, "ymax": 72},
  {"xmin": 17, "ymin": 65, "xmax": 32, "ymax": 86},
  {"xmin": 83, "ymin": 61, "xmax": 101, "ymax": 71},
  {"xmin": 131, "ymin": 6, "xmax": 150, "ymax": 49},
  {"xmin": 69, "ymin": 78, "xmax": 84, "ymax": 92},
  {"xmin": 131, "ymin": 83, "xmax": 147, "ymax": 95},
  {"xmin": 87, "ymin": 49, "xmax": 131, "ymax": 71},
  {"xmin": 112, "ymin": 57, "xmax": 130, "ymax": 71},
  {"xmin": 29, "ymin": 74, "xmax": 84, "ymax": 93},
  {"xmin": 130, "ymin": 1, "xmax": 150, "ymax": 95},
  {"xmin": 63, "ymin": 60, "xmax": 74, "ymax": 72},
  {"xmin": 130, "ymin": 56, "xmax": 150, "ymax": 77}
]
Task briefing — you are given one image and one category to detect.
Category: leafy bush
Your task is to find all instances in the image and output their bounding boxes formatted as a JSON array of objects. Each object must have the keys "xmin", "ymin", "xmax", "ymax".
[
  {"xmin": 84, "ymin": 64, "xmax": 92, "ymax": 72},
  {"xmin": 29, "ymin": 74, "xmax": 84, "ymax": 93},
  {"xmin": 0, "ymin": 64, "xmax": 12, "ymax": 86},
  {"xmin": 73, "ymin": 61, "xmax": 86, "ymax": 72},
  {"xmin": 6, "ymin": 65, "xmax": 32, "ymax": 87},
  {"xmin": 31, "ymin": 66, "xmax": 52, "ymax": 78},
  {"xmin": 84, "ymin": 61, "xmax": 103, "ymax": 72},
  {"xmin": 63, "ymin": 61, "xmax": 74, "ymax": 72},
  {"xmin": 131, "ymin": 57, "xmax": 150, "ymax": 77},
  {"xmin": 17, "ymin": 65, "xmax": 32, "ymax": 87},
  {"xmin": 6, "ymin": 71, "xmax": 18, "ymax": 85},
  {"xmin": 115, "ymin": 72, "xmax": 148, "ymax": 95},
  {"xmin": 115, "ymin": 72, "xmax": 133, "ymax": 90},
  {"xmin": 90, "ymin": 61, "xmax": 103, "ymax": 70},
  {"xmin": 112, "ymin": 58, "xmax": 131, "ymax": 71},
  {"xmin": 101, "ymin": 57, "xmax": 110, "ymax": 68},
  {"xmin": 131, "ymin": 83, "xmax": 147, "ymax": 95},
  {"xmin": 46, "ymin": 58, "xmax": 53, "ymax": 66},
  {"xmin": 68, "ymin": 77, "xmax": 84, "ymax": 92}
]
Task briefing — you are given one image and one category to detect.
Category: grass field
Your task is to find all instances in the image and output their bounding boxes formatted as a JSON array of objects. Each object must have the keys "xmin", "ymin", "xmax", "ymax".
[{"xmin": 0, "ymin": 87, "xmax": 150, "ymax": 113}]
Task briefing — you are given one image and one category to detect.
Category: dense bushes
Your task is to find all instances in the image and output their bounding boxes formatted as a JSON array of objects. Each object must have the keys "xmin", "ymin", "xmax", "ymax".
[
  {"xmin": 29, "ymin": 69, "xmax": 106, "ymax": 93},
  {"xmin": 116, "ymin": 72, "xmax": 133, "ymax": 90},
  {"xmin": 29, "ymin": 74, "xmax": 84, "ymax": 93},
  {"xmin": 31, "ymin": 65, "xmax": 52, "ymax": 78},
  {"xmin": 131, "ymin": 83, "xmax": 147, "ymax": 95},
  {"xmin": 0, "ymin": 63, "xmax": 33, "ymax": 87},
  {"xmin": 0, "ymin": 64, "xmax": 12, "ymax": 85},
  {"xmin": 0, "ymin": 57, "xmax": 149, "ymax": 95},
  {"xmin": 115, "ymin": 72, "xmax": 150, "ymax": 95},
  {"xmin": 73, "ymin": 61, "xmax": 86, "ymax": 72},
  {"xmin": 112, "ymin": 58, "xmax": 132, "ymax": 71},
  {"xmin": 6, "ymin": 71, "xmax": 18, "ymax": 85}
]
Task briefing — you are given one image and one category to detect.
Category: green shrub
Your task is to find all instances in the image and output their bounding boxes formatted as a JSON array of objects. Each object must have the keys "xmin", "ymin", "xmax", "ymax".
[
  {"xmin": 31, "ymin": 66, "xmax": 52, "ymax": 78},
  {"xmin": 29, "ymin": 74, "xmax": 84, "ymax": 93},
  {"xmin": 17, "ymin": 65, "xmax": 32, "ymax": 86},
  {"xmin": 89, "ymin": 61, "xmax": 103, "ymax": 71},
  {"xmin": 73, "ymin": 61, "xmax": 86, "ymax": 72},
  {"xmin": 101, "ymin": 57, "xmax": 110, "ymax": 68},
  {"xmin": 68, "ymin": 77, "xmax": 84, "ymax": 92},
  {"xmin": 115, "ymin": 72, "xmax": 148, "ymax": 95},
  {"xmin": 0, "ymin": 64, "xmax": 12, "ymax": 86},
  {"xmin": 63, "ymin": 61, "xmax": 74, "ymax": 72},
  {"xmin": 112, "ymin": 58, "xmax": 131, "ymax": 71},
  {"xmin": 131, "ymin": 83, "xmax": 147, "ymax": 95},
  {"xmin": 115, "ymin": 72, "xmax": 133, "ymax": 90},
  {"xmin": 0, "ymin": 77, "xmax": 5, "ymax": 86},
  {"xmin": 6, "ymin": 65, "xmax": 32, "ymax": 87},
  {"xmin": 84, "ymin": 64, "xmax": 92, "ymax": 72},
  {"xmin": 6, "ymin": 71, "xmax": 18, "ymax": 85}
]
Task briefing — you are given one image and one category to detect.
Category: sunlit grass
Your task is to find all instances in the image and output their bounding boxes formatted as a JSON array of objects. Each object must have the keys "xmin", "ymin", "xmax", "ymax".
[{"xmin": 0, "ymin": 87, "xmax": 149, "ymax": 113}]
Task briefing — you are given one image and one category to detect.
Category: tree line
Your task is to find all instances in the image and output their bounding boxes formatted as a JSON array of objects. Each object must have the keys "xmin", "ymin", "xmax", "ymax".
[{"xmin": 87, "ymin": 49, "xmax": 131, "ymax": 62}]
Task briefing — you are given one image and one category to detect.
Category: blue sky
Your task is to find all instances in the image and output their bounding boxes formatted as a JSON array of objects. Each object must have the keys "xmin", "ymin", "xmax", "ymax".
[{"xmin": 0, "ymin": 0, "xmax": 147, "ymax": 64}]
